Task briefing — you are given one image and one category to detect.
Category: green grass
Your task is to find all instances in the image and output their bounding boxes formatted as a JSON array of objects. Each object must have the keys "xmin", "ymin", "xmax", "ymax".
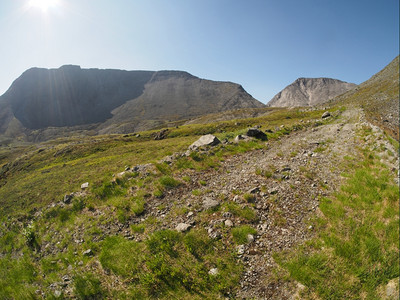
[
  {"xmin": 224, "ymin": 202, "xmax": 258, "ymax": 222},
  {"xmin": 232, "ymin": 225, "xmax": 257, "ymax": 244},
  {"xmin": 99, "ymin": 229, "xmax": 242, "ymax": 298},
  {"xmin": 275, "ymin": 149, "xmax": 399, "ymax": 299},
  {"xmin": 159, "ymin": 175, "xmax": 182, "ymax": 189}
]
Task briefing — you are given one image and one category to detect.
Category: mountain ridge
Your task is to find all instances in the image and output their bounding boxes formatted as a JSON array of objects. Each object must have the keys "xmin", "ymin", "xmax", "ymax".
[
  {"xmin": 267, "ymin": 77, "xmax": 356, "ymax": 107},
  {"xmin": 0, "ymin": 66, "xmax": 264, "ymax": 140}
]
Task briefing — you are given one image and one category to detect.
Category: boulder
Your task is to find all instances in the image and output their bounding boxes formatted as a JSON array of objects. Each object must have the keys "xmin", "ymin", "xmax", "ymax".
[
  {"xmin": 154, "ymin": 129, "xmax": 169, "ymax": 140},
  {"xmin": 203, "ymin": 197, "xmax": 220, "ymax": 210},
  {"xmin": 224, "ymin": 219, "xmax": 234, "ymax": 227},
  {"xmin": 80, "ymin": 182, "xmax": 89, "ymax": 190},
  {"xmin": 233, "ymin": 134, "xmax": 252, "ymax": 143},
  {"xmin": 189, "ymin": 134, "xmax": 221, "ymax": 150},
  {"xmin": 246, "ymin": 128, "xmax": 268, "ymax": 140},
  {"xmin": 175, "ymin": 223, "xmax": 191, "ymax": 232},
  {"xmin": 63, "ymin": 194, "xmax": 74, "ymax": 204}
]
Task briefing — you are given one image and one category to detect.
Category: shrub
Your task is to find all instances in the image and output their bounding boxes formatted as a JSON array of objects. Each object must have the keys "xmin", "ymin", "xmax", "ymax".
[
  {"xmin": 183, "ymin": 230, "xmax": 212, "ymax": 259},
  {"xmin": 225, "ymin": 202, "xmax": 258, "ymax": 222},
  {"xmin": 131, "ymin": 224, "xmax": 145, "ymax": 234},
  {"xmin": 232, "ymin": 225, "xmax": 257, "ymax": 244},
  {"xmin": 100, "ymin": 236, "xmax": 144, "ymax": 277},
  {"xmin": 155, "ymin": 163, "xmax": 171, "ymax": 175},
  {"xmin": 243, "ymin": 193, "xmax": 256, "ymax": 203},
  {"xmin": 132, "ymin": 198, "xmax": 145, "ymax": 216},
  {"xmin": 22, "ymin": 224, "xmax": 38, "ymax": 249},
  {"xmin": 159, "ymin": 176, "xmax": 181, "ymax": 189},
  {"xmin": 74, "ymin": 273, "xmax": 104, "ymax": 299},
  {"xmin": 146, "ymin": 229, "xmax": 181, "ymax": 257},
  {"xmin": 92, "ymin": 180, "xmax": 125, "ymax": 200}
]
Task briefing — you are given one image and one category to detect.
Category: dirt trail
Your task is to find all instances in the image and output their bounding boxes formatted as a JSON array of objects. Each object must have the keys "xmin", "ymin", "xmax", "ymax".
[{"xmin": 152, "ymin": 107, "xmax": 398, "ymax": 299}]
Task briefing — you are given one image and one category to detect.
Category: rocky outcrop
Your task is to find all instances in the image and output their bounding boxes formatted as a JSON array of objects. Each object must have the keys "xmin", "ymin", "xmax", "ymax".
[{"xmin": 267, "ymin": 77, "xmax": 356, "ymax": 107}]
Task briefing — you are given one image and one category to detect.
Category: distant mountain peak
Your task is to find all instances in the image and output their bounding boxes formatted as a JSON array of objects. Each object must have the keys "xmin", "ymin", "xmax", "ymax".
[{"xmin": 268, "ymin": 77, "xmax": 356, "ymax": 107}]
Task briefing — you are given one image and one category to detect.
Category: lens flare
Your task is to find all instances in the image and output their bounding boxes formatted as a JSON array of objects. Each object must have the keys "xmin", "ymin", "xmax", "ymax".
[{"xmin": 28, "ymin": 0, "xmax": 60, "ymax": 12}]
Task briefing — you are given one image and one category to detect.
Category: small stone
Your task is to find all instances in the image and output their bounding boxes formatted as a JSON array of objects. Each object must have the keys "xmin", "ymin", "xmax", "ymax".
[
  {"xmin": 77, "ymin": 261, "xmax": 83, "ymax": 266},
  {"xmin": 237, "ymin": 245, "xmax": 245, "ymax": 255},
  {"xmin": 203, "ymin": 197, "xmax": 220, "ymax": 210},
  {"xmin": 62, "ymin": 275, "xmax": 70, "ymax": 282},
  {"xmin": 83, "ymin": 249, "xmax": 93, "ymax": 256},
  {"xmin": 385, "ymin": 278, "xmax": 399, "ymax": 298},
  {"xmin": 248, "ymin": 187, "xmax": 260, "ymax": 194},
  {"xmin": 224, "ymin": 219, "xmax": 234, "ymax": 227},
  {"xmin": 187, "ymin": 211, "xmax": 194, "ymax": 218},
  {"xmin": 63, "ymin": 194, "xmax": 73, "ymax": 204},
  {"xmin": 268, "ymin": 187, "xmax": 278, "ymax": 194},
  {"xmin": 209, "ymin": 231, "xmax": 222, "ymax": 240},
  {"xmin": 234, "ymin": 134, "xmax": 252, "ymax": 143},
  {"xmin": 54, "ymin": 290, "xmax": 62, "ymax": 298},
  {"xmin": 175, "ymin": 223, "xmax": 191, "ymax": 232},
  {"xmin": 247, "ymin": 234, "xmax": 254, "ymax": 243},
  {"xmin": 208, "ymin": 268, "xmax": 219, "ymax": 276},
  {"xmin": 222, "ymin": 212, "xmax": 232, "ymax": 218},
  {"xmin": 80, "ymin": 182, "xmax": 89, "ymax": 190}
]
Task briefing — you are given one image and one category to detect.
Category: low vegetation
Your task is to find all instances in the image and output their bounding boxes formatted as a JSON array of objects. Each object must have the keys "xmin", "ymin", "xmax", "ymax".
[{"xmin": 275, "ymin": 140, "xmax": 399, "ymax": 299}]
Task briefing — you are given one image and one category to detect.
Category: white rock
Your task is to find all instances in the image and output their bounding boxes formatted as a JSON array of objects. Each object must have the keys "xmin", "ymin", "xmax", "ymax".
[
  {"xmin": 247, "ymin": 234, "xmax": 254, "ymax": 243},
  {"xmin": 224, "ymin": 219, "xmax": 234, "ymax": 227},
  {"xmin": 175, "ymin": 223, "xmax": 191, "ymax": 232},
  {"xmin": 189, "ymin": 134, "xmax": 220, "ymax": 150},
  {"xmin": 208, "ymin": 268, "xmax": 219, "ymax": 276},
  {"xmin": 81, "ymin": 182, "xmax": 89, "ymax": 189}
]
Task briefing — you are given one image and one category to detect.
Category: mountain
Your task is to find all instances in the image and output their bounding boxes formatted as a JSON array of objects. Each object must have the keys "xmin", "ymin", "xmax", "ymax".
[
  {"xmin": 0, "ymin": 66, "xmax": 264, "ymax": 139},
  {"xmin": 267, "ymin": 77, "xmax": 356, "ymax": 107},
  {"xmin": 331, "ymin": 56, "xmax": 399, "ymax": 140}
]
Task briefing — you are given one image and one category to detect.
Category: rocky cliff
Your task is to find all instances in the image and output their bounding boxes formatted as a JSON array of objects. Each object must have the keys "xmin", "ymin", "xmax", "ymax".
[{"xmin": 0, "ymin": 66, "xmax": 264, "ymax": 138}]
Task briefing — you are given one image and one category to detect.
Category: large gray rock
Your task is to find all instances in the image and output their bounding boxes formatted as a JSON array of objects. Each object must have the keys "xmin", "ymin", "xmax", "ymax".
[
  {"xmin": 203, "ymin": 197, "xmax": 220, "ymax": 210},
  {"xmin": 175, "ymin": 223, "xmax": 191, "ymax": 232},
  {"xmin": 189, "ymin": 135, "xmax": 221, "ymax": 150},
  {"xmin": 246, "ymin": 128, "xmax": 267, "ymax": 140}
]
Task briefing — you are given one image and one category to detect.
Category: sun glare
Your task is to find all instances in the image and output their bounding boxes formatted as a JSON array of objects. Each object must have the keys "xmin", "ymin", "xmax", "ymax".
[{"xmin": 28, "ymin": 0, "xmax": 60, "ymax": 12}]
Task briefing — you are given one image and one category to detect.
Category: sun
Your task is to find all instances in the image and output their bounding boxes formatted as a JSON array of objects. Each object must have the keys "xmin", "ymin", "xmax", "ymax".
[{"xmin": 28, "ymin": 0, "xmax": 60, "ymax": 12}]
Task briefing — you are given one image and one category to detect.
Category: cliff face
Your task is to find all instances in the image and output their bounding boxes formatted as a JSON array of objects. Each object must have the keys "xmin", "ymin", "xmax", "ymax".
[
  {"xmin": 0, "ymin": 65, "xmax": 154, "ymax": 129},
  {"xmin": 0, "ymin": 66, "xmax": 264, "ymax": 138},
  {"xmin": 268, "ymin": 77, "xmax": 356, "ymax": 107}
]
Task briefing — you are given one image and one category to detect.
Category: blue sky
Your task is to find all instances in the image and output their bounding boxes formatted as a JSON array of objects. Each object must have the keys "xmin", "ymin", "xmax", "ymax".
[{"xmin": 0, "ymin": 0, "xmax": 398, "ymax": 103}]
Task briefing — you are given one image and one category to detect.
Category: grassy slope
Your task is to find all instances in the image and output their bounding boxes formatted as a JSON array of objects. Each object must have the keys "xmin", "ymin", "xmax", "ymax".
[
  {"xmin": 330, "ymin": 56, "xmax": 399, "ymax": 140},
  {"xmin": 0, "ymin": 107, "xmax": 327, "ymax": 299}
]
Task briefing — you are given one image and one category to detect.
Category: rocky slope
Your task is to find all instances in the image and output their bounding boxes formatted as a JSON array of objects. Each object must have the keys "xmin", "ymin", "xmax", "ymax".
[
  {"xmin": 331, "ymin": 56, "xmax": 399, "ymax": 140},
  {"xmin": 268, "ymin": 77, "xmax": 356, "ymax": 107},
  {"xmin": 0, "ymin": 66, "xmax": 264, "ymax": 139}
]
